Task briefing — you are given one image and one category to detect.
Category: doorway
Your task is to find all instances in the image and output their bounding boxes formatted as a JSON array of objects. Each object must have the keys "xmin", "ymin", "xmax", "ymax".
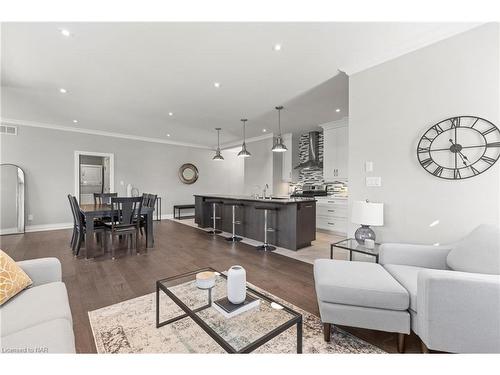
[{"xmin": 74, "ymin": 151, "xmax": 115, "ymax": 204}]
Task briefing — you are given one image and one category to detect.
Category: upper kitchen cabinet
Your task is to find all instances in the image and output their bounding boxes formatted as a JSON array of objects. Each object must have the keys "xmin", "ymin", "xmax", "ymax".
[
  {"xmin": 282, "ymin": 133, "xmax": 300, "ymax": 182},
  {"xmin": 321, "ymin": 117, "xmax": 348, "ymax": 182}
]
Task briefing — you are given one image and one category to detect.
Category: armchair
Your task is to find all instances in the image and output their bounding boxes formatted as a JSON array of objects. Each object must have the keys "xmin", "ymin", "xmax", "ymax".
[{"xmin": 379, "ymin": 224, "xmax": 500, "ymax": 353}]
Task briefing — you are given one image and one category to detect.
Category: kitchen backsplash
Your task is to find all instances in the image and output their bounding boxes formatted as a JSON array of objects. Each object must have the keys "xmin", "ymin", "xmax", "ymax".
[
  {"xmin": 294, "ymin": 131, "xmax": 348, "ymax": 196},
  {"xmin": 298, "ymin": 132, "xmax": 324, "ymax": 185}
]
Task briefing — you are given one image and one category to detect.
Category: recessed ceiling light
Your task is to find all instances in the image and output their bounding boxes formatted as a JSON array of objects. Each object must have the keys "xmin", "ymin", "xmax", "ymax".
[
  {"xmin": 168, "ymin": 112, "xmax": 173, "ymax": 116},
  {"xmin": 60, "ymin": 29, "xmax": 71, "ymax": 37},
  {"xmin": 166, "ymin": 134, "xmax": 171, "ymax": 137},
  {"xmin": 59, "ymin": 88, "xmax": 67, "ymax": 94},
  {"xmin": 273, "ymin": 44, "xmax": 282, "ymax": 51},
  {"xmin": 336, "ymin": 108, "xmax": 341, "ymax": 113},
  {"xmin": 72, "ymin": 120, "xmax": 78, "ymax": 124},
  {"xmin": 213, "ymin": 82, "xmax": 221, "ymax": 88},
  {"xmin": 262, "ymin": 129, "xmax": 267, "ymax": 133}
]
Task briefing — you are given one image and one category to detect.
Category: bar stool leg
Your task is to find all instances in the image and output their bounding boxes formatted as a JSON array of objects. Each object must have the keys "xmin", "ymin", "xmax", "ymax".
[
  {"xmin": 256, "ymin": 209, "xmax": 276, "ymax": 251},
  {"xmin": 226, "ymin": 205, "xmax": 242, "ymax": 242},
  {"xmin": 207, "ymin": 202, "xmax": 222, "ymax": 235}
]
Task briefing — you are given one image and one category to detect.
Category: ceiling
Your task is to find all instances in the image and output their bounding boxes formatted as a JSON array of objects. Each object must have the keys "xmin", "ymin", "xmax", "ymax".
[{"xmin": 1, "ymin": 22, "xmax": 480, "ymax": 148}]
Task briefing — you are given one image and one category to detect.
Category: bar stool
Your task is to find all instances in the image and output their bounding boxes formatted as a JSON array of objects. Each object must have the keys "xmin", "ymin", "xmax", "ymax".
[
  {"xmin": 224, "ymin": 202, "xmax": 244, "ymax": 242},
  {"xmin": 255, "ymin": 205, "xmax": 278, "ymax": 251},
  {"xmin": 206, "ymin": 200, "xmax": 224, "ymax": 235}
]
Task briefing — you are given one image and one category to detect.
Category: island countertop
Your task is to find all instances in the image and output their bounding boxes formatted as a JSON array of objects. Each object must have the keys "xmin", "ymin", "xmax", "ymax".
[
  {"xmin": 193, "ymin": 194, "xmax": 316, "ymax": 204},
  {"xmin": 194, "ymin": 194, "xmax": 316, "ymax": 250}
]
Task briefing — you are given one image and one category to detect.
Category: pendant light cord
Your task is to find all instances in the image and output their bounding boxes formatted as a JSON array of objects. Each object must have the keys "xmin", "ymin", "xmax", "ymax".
[{"xmin": 242, "ymin": 119, "xmax": 247, "ymax": 145}]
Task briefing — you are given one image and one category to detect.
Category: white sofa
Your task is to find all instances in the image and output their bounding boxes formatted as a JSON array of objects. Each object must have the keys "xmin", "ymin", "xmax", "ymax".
[
  {"xmin": 0, "ymin": 258, "xmax": 76, "ymax": 353},
  {"xmin": 314, "ymin": 224, "xmax": 500, "ymax": 353}
]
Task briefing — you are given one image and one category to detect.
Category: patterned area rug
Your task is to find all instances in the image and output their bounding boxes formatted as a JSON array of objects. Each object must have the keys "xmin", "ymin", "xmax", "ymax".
[{"xmin": 88, "ymin": 280, "xmax": 384, "ymax": 354}]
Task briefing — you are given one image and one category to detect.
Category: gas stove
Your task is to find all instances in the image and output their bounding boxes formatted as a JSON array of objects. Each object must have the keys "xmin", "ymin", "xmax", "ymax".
[{"xmin": 290, "ymin": 184, "xmax": 328, "ymax": 197}]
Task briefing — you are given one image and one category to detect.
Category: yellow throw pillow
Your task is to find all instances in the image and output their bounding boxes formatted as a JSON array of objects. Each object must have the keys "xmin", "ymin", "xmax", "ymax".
[{"xmin": 0, "ymin": 249, "xmax": 33, "ymax": 305}]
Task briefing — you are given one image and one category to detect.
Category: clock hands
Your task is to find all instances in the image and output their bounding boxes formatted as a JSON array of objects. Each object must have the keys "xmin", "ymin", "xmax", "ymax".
[
  {"xmin": 449, "ymin": 139, "xmax": 469, "ymax": 166},
  {"xmin": 454, "ymin": 126, "xmax": 458, "ymax": 170}
]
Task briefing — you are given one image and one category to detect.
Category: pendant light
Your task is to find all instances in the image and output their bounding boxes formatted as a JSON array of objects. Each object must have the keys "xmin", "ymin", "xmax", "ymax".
[
  {"xmin": 237, "ymin": 119, "xmax": 251, "ymax": 158},
  {"xmin": 213, "ymin": 127, "xmax": 224, "ymax": 161},
  {"xmin": 271, "ymin": 105, "xmax": 287, "ymax": 152}
]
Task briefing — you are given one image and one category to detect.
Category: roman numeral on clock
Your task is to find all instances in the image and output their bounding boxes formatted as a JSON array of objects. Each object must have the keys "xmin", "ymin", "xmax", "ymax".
[
  {"xmin": 432, "ymin": 166, "xmax": 444, "ymax": 177},
  {"xmin": 431, "ymin": 124, "xmax": 444, "ymax": 134},
  {"xmin": 417, "ymin": 146, "xmax": 430, "ymax": 153},
  {"xmin": 450, "ymin": 117, "xmax": 461, "ymax": 128},
  {"xmin": 481, "ymin": 156, "xmax": 496, "ymax": 165},
  {"xmin": 471, "ymin": 165, "xmax": 480, "ymax": 175},
  {"xmin": 482, "ymin": 127, "xmax": 497, "ymax": 136},
  {"xmin": 486, "ymin": 142, "xmax": 500, "ymax": 148},
  {"xmin": 453, "ymin": 169, "xmax": 461, "ymax": 179},
  {"xmin": 420, "ymin": 158, "xmax": 433, "ymax": 168},
  {"xmin": 422, "ymin": 135, "xmax": 435, "ymax": 142}
]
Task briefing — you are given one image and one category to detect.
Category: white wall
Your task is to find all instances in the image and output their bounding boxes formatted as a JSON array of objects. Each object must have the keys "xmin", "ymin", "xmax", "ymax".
[
  {"xmin": 241, "ymin": 136, "xmax": 289, "ymax": 196},
  {"xmin": 0, "ymin": 125, "xmax": 244, "ymax": 227},
  {"xmin": 349, "ymin": 23, "xmax": 500, "ymax": 244},
  {"xmin": 243, "ymin": 137, "xmax": 274, "ymax": 196}
]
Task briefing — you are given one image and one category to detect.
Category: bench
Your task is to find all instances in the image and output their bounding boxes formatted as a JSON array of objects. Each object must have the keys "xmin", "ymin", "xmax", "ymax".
[{"xmin": 173, "ymin": 204, "xmax": 195, "ymax": 220}]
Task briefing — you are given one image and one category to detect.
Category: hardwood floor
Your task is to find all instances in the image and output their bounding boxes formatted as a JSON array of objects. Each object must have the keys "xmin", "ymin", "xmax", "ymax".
[{"xmin": 0, "ymin": 219, "xmax": 422, "ymax": 353}]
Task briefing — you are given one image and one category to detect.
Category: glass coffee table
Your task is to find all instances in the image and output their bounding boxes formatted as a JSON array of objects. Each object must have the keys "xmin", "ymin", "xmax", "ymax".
[
  {"xmin": 331, "ymin": 238, "xmax": 381, "ymax": 263},
  {"xmin": 156, "ymin": 268, "xmax": 303, "ymax": 353}
]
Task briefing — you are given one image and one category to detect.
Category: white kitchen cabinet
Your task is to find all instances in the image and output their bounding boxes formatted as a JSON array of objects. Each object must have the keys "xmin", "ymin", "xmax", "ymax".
[
  {"xmin": 315, "ymin": 197, "xmax": 348, "ymax": 235},
  {"xmin": 281, "ymin": 133, "xmax": 299, "ymax": 182},
  {"xmin": 321, "ymin": 117, "xmax": 348, "ymax": 182}
]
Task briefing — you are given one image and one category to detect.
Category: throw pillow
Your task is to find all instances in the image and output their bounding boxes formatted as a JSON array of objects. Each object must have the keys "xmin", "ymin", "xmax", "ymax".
[{"xmin": 0, "ymin": 249, "xmax": 33, "ymax": 305}]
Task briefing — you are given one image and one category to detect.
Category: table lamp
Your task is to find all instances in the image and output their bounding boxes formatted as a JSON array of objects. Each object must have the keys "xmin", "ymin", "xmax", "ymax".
[{"xmin": 351, "ymin": 200, "xmax": 384, "ymax": 244}]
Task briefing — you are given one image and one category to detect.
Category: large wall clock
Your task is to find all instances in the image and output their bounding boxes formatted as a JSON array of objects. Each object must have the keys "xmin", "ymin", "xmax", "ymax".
[{"xmin": 417, "ymin": 116, "xmax": 500, "ymax": 180}]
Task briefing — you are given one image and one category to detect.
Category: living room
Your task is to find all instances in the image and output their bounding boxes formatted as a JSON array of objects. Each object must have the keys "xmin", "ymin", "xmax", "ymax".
[{"xmin": 1, "ymin": 1, "xmax": 499, "ymax": 374}]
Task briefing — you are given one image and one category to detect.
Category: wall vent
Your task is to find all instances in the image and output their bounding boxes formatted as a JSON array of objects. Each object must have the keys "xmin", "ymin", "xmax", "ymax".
[{"xmin": 0, "ymin": 124, "xmax": 18, "ymax": 135}]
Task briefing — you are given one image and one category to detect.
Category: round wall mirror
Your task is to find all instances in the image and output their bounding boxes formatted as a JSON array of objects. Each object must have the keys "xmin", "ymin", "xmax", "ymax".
[{"xmin": 178, "ymin": 163, "xmax": 199, "ymax": 184}]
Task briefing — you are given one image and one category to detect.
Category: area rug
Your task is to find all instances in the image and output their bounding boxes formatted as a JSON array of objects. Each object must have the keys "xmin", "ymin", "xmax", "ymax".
[{"xmin": 88, "ymin": 280, "xmax": 384, "ymax": 354}]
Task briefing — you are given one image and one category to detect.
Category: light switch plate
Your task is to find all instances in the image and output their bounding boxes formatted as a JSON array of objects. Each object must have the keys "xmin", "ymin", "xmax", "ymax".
[
  {"xmin": 366, "ymin": 176, "xmax": 382, "ymax": 187},
  {"xmin": 365, "ymin": 161, "xmax": 373, "ymax": 172}
]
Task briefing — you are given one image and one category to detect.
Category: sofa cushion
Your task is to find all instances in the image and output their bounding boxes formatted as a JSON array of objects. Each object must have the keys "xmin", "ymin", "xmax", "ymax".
[
  {"xmin": 446, "ymin": 225, "xmax": 500, "ymax": 275},
  {"xmin": 0, "ymin": 282, "xmax": 72, "ymax": 337},
  {"xmin": 0, "ymin": 249, "xmax": 33, "ymax": 305},
  {"xmin": 384, "ymin": 264, "xmax": 426, "ymax": 312},
  {"xmin": 314, "ymin": 259, "xmax": 409, "ymax": 310},
  {"xmin": 0, "ymin": 318, "xmax": 75, "ymax": 353}
]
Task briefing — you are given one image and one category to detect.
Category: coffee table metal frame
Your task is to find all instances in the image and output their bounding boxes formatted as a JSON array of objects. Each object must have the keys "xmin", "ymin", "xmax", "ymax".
[{"xmin": 156, "ymin": 267, "xmax": 303, "ymax": 353}]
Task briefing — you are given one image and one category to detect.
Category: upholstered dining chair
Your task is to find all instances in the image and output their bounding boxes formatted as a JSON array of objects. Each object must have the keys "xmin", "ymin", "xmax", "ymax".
[
  {"xmin": 136, "ymin": 193, "xmax": 157, "ymax": 236},
  {"xmin": 68, "ymin": 194, "xmax": 105, "ymax": 256},
  {"xmin": 104, "ymin": 197, "xmax": 143, "ymax": 259}
]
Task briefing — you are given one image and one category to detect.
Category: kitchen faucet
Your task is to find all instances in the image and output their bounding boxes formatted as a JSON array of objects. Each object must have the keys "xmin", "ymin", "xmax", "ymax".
[{"xmin": 263, "ymin": 184, "xmax": 269, "ymax": 199}]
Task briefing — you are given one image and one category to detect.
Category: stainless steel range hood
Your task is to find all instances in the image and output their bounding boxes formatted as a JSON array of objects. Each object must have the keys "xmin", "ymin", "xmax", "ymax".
[{"xmin": 294, "ymin": 131, "xmax": 323, "ymax": 170}]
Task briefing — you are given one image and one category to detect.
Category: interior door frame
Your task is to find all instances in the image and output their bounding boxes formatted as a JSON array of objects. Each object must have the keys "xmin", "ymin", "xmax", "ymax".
[{"xmin": 74, "ymin": 151, "xmax": 115, "ymax": 202}]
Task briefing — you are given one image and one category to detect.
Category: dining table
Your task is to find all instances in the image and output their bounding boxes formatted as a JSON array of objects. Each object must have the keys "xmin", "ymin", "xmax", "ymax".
[{"xmin": 79, "ymin": 203, "xmax": 155, "ymax": 259}]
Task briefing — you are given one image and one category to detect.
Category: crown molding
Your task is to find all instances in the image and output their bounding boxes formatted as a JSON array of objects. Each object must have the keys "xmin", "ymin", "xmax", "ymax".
[
  {"xmin": 0, "ymin": 117, "xmax": 211, "ymax": 149},
  {"xmin": 220, "ymin": 132, "xmax": 274, "ymax": 150},
  {"xmin": 319, "ymin": 117, "xmax": 349, "ymax": 131}
]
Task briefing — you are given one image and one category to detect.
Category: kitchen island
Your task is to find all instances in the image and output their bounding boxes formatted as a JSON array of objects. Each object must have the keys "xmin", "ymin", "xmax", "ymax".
[{"xmin": 194, "ymin": 194, "xmax": 316, "ymax": 250}]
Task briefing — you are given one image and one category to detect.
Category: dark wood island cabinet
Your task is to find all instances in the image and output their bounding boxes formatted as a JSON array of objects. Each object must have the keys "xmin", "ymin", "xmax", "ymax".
[{"xmin": 194, "ymin": 194, "xmax": 316, "ymax": 250}]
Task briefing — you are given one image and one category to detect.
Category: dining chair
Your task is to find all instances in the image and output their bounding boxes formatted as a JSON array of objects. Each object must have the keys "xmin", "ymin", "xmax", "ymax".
[
  {"xmin": 68, "ymin": 194, "xmax": 105, "ymax": 256},
  {"xmin": 105, "ymin": 197, "xmax": 143, "ymax": 259},
  {"xmin": 137, "ymin": 193, "xmax": 157, "ymax": 236},
  {"xmin": 93, "ymin": 192, "xmax": 118, "ymax": 205}
]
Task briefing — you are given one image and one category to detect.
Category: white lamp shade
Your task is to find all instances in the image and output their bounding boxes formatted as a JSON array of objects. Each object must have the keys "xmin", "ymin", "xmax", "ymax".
[{"xmin": 351, "ymin": 201, "xmax": 384, "ymax": 226}]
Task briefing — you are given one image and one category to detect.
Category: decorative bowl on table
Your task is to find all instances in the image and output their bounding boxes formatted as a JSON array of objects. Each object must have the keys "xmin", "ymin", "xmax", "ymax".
[{"xmin": 195, "ymin": 271, "xmax": 216, "ymax": 289}]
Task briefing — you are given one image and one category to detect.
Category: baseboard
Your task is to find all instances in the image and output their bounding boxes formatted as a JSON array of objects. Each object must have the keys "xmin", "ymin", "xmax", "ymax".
[
  {"xmin": 26, "ymin": 222, "xmax": 74, "ymax": 233},
  {"xmin": 0, "ymin": 227, "xmax": 21, "ymax": 235}
]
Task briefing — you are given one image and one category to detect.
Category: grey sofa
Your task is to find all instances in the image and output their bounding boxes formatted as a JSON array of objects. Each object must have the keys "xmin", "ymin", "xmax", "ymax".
[
  {"xmin": 0, "ymin": 257, "xmax": 75, "ymax": 353},
  {"xmin": 314, "ymin": 224, "xmax": 500, "ymax": 353}
]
